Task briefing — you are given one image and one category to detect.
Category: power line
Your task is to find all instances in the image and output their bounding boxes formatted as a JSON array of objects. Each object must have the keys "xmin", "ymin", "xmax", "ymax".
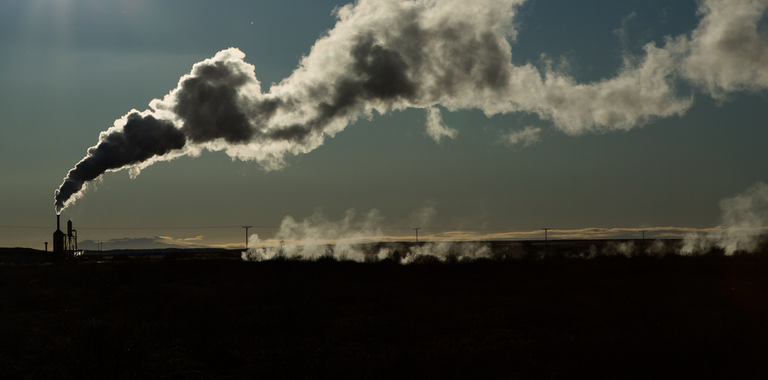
[
  {"xmin": 0, "ymin": 226, "xmax": 52, "ymax": 229},
  {"xmin": 0, "ymin": 224, "xmax": 545, "ymax": 232},
  {"xmin": 4, "ymin": 224, "xmax": 683, "ymax": 235},
  {"xmin": 242, "ymin": 226, "xmax": 252, "ymax": 249},
  {"xmin": 57, "ymin": 225, "xmax": 274, "ymax": 230}
]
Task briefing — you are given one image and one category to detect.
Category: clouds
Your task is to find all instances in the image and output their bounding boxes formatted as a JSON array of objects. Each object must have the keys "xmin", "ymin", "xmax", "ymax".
[{"xmin": 55, "ymin": 0, "xmax": 768, "ymax": 212}]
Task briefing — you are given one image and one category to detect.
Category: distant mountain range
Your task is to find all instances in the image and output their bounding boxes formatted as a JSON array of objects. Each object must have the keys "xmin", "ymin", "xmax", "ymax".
[{"xmin": 78, "ymin": 237, "xmax": 208, "ymax": 251}]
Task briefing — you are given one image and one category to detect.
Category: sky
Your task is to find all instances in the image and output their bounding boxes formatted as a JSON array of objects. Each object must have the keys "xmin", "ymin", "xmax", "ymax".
[{"xmin": 1, "ymin": 0, "xmax": 767, "ymax": 251}]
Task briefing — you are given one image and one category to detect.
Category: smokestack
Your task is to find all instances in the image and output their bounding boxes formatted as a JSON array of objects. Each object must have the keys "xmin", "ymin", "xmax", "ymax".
[{"xmin": 53, "ymin": 213, "xmax": 64, "ymax": 255}]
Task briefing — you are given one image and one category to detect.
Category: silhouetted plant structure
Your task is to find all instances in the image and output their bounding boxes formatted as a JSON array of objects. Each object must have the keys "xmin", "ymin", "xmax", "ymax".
[
  {"xmin": 443, "ymin": 247, "xmax": 461, "ymax": 264},
  {"xmin": 363, "ymin": 252, "xmax": 379, "ymax": 263},
  {"xmin": 316, "ymin": 245, "xmax": 338, "ymax": 262},
  {"xmin": 387, "ymin": 249, "xmax": 403, "ymax": 263},
  {"xmin": 409, "ymin": 254, "xmax": 441, "ymax": 265},
  {"xmin": 336, "ymin": 249, "xmax": 351, "ymax": 262},
  {"xmin": 273, "ymin": 237, "xmax": 287, "ymax": 260}
]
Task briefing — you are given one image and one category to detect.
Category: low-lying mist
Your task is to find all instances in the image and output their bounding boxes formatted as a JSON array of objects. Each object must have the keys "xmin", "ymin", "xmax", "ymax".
[
  {"xmin": 682, "ymin": 182, "xmax": 768, "ymax": 255},
  {"xmin": 240, "ymin": 196, "xmax": 768, "ymax": 263},
  {"xmin": 241, "ymin": 237, "xmax": 767, "ymax": 263}
]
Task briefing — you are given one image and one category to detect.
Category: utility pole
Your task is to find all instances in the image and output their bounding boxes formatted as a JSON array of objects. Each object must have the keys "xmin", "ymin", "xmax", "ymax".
[
  {"xmin": 542, "ymin": 228, "xmax": 551, "ymax": 253},
  {"xmin": 641, "ymin": 230, "xmax": 646, "ymax": 241},
  {"xmin": 242, "ymin": 226, "xmax": 252, "ymax": 249},
  {"xmin": 413, "ymin": 227, "xmax": 422, "ymax": 243}
]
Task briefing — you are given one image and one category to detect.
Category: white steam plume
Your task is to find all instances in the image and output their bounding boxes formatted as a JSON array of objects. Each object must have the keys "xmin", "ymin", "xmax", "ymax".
[
  {"xmin": 424, "ymin": 107, "xmax": 458, "ymax": 143},
  {"xmin": 55, "ymin": 0, "xmax": 768, "ymax": 211},
  {"xmin": 241, "ymin": 207, "xmax": 493, "ymax": 262},
  {"xmin": 682, "ymin": 182, "xmax": 768, "ymax": 255},
  {"xmin": 244, "ymin": 208, "xmax": 386, "ymax": 261},
  {"xmin": 501, "ymin": 126, "xmax": 541, "ymax": 147},
  {"xmin": 403, "ymin": 241, "xmax": 492, "ymax": 263},
  {"xmin": 410, "ymin": 206, "xmax": 437, "ymax": 227},
  {"xmin": 675, "ymin": 0, "xmax": 768, "ymax": 98}
]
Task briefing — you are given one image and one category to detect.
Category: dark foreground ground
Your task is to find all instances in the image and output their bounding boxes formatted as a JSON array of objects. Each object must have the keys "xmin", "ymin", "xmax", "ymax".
[{"xmin": 2, "ymin": 247, "xmax": 768, "ymax": 379}]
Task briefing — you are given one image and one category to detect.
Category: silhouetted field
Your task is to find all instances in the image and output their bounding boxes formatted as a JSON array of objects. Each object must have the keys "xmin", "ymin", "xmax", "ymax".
[{"xmin": 1, "ymin": 242, "xmax": 768, "ymax": 379}]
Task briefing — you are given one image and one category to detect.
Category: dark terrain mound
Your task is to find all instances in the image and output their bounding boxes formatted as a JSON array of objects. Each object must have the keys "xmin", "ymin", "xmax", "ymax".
[{"xmin": 1, "ymin": 250, "xmax": 767, "ymax": 379}]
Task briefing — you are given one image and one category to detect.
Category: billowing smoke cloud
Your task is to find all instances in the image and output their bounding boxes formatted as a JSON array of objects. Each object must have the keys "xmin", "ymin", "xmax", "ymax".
[
  {"xmin": 54, "ymin": 50, "xmax": 261, "ymax": 212},
  {"xmin": 682, "ymin": 182, "xmax": 768, "ymax": 255},
  {"xmin": 55, "ymin": 0, "xmax": 768, "ymax": 212}
]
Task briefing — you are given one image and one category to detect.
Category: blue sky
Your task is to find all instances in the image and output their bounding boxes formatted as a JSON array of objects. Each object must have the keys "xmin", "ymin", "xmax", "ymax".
[{"xmin": 1, "ymin": 0, "xmax": 766, "ymax": 250}]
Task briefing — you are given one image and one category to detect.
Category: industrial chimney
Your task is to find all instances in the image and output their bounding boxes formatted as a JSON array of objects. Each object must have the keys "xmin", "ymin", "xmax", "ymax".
[{"xmin": 53, "ymin": 214, "xmax": 64, "ymax": 255}]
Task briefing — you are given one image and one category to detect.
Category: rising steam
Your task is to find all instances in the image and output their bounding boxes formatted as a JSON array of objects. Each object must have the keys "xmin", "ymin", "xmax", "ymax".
[
  {"xmin": 55, "ymin": 0, "xmax": 768, "ymax": 212},
  {"xmin": 240, "ymin": 207, "xmax": 493, "ymax": 262},
  {"xmin": 682, "ymin": 182, "xmax": 768, "ymax": 255},
  {"xmin": 245, "ymin": 208, "xmax": 387, "ymax": 261}
]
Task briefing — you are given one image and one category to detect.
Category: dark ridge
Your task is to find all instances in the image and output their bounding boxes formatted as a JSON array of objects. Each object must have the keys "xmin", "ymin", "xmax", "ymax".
[
  {"xmin": 2, "ymin": 244, "xmax": 767, "ymax": 379},
  {"xmin": 0, "ymin": 247, "xmax": 46, "ymax": 255}
]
